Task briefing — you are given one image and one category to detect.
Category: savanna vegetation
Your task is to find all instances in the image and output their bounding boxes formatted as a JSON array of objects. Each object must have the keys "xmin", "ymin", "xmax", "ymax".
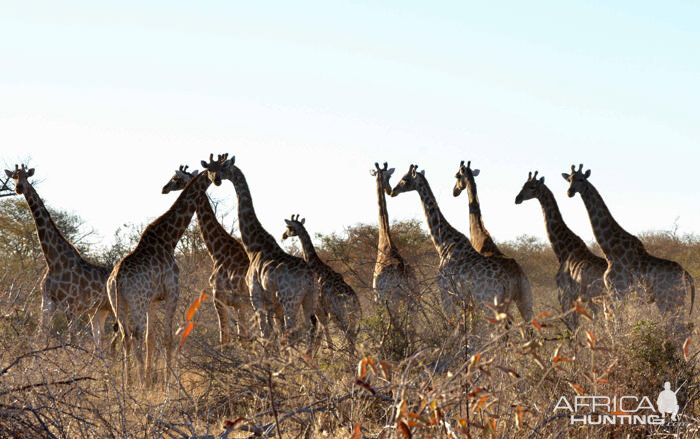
[{"xmin": 1, "ymin": 193, "xmax": 699, "ymax": 438}]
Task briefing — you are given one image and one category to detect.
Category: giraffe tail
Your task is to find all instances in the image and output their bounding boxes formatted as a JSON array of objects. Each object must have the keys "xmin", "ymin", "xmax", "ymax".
[{"xmin": 686, "ymin": 271, "xmax": 695, "ymax": 315}]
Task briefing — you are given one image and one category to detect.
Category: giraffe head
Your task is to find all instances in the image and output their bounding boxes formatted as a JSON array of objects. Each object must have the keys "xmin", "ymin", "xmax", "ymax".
[
  {"xmin": 562, "ymin": 164, "xmax": 591, "ymax": 198},
  {"xmin": 453, "ymin": 160, "xmax": 480, "ymax": 197},
  {"xmin": 391, "ymin": 164, "xmax": 425, "ymax": 197},
  {"xmin": 281, "ymin": 214, "xmax": 305, "ymax": 241},
  {"xmin": 161, "ymin": 165, "xmax": 199, "ymax": 194},
  {"xmin": 4, "ymin": 164, "xmax": 35, "ymax": 195},
  {"xmin": 201, "ymin": 153, "xmax": 234, "ymax": 186},
  {"xmin": 369, "ymin": 162, "xmax": 395, "ymax": 195},
  {"xmin": 515, "ymin": 170, "xmax": 545, "ymax": 204}
]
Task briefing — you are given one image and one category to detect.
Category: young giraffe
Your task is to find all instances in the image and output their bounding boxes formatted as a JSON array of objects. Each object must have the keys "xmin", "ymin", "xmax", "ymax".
[
  {"xmin": 453, "ymin": 160, "xmax": 533, "ymax": 324},
  {"xmin": 162, "ymin": 165, "xmax": 251, "ymax": 346},
  {"xmin": 202, "ymin": 154, "xmax": 317, "ymax": 345},
  {"xmin": 370, "ymin": 162, "xmax": 417, "ymax": 314},
  {"xmin": 108, "ymin": 166, "xmax": 212, "ymax": 385},
  {"xmin": 563, "ymin": 164, "xmax": 694, "ymax": 323},
  {"xmin": 515, "ymin": 170, "xmax": 607, "ymax": 327},
  {"xmin": 5, "ymin": 165, "xmax": 113, "ymax": 348},
  {"xmin": 392, "ymin": 165, "xmax": 532, "ymax": 321},
  {"xmin": 282, "ymin": 214, "xmax": 361, "ymax": 355}
]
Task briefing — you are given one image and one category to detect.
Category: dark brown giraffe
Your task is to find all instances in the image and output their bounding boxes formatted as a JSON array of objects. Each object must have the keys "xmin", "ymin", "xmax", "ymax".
[
  {"xmin": 563, "ymin": 164, "xmax": 694, "ymax": 325},
  {"xmin": 162, "ymin": 165, "xmax": 251, "ymax": 346},
  {"xmin": 202, "ymin": 154, "xmax": 317, "ymax": 345},
  {"xmin": 515, "ymin": 170, "xmax": 607, "ymax": 327},
  {"xmin": 453, "ymin": 160, "xmax": 533, "ymax": 325},
  {"xmin": 5, "ymin": 164, "xmax": 113, "ymax": 348},
  {"xmin": 107, "ymin": 164, "xmax": 212, "ymax": 385},
  {"xmin": 282, "ymin": 214, "xmax": 361, "ymax": 355}
]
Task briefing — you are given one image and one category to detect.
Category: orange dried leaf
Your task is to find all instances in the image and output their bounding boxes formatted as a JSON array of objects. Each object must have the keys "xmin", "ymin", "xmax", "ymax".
[
  {"xmin": 180, "ymin": 321, "xmax": 195, "ymax": 348},
  {"xmin": 532, "ymin": 319, "xmax": 542, "ymax": 331},
  {"xmin": 553, "ymin": 356, "xmax": 570, "ymax": 363},
  {"xmin": 683, "ymin": 337, "xmax": 691, "ymax": 361},
  {"xmin": 185, "ymin": 292, "xmax": 208, "ymax": 322},
  {"xmin": 568, "ymin": 383, "xmax": 585, "ymax": 395},
  {"xmin": 474, "ymin": 396, "xmax": 488, "ymax": 412},
  {"xmin": 574, "ymin": 302, "xmax": 593, "ymax": 320},
  {"xmin": 536, "ymin": 311, "xmax": 550, "ymax": 319},
  {"xmin": 350, "ymin": 424, "xmax": 362, "ymax": 439}
]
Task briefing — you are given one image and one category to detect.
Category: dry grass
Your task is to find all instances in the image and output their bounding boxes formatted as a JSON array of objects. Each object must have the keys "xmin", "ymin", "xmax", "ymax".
[{"xmin": 1, "ymin": 228, "xmax": 699, "ymax": 438}]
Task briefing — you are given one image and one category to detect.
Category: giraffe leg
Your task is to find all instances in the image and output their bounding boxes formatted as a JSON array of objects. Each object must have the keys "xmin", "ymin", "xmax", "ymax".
[
  {"xmin": 301, "ymin": 288, "xmax": 317, "ymax": 352},
  {"xmin": 90, "ymin": 309, "xmax": 110, "ymax": 351},
  {"xmin": 249, "ymin": 278, "xmax": 270, "ymax": 339},
  {"xmin": 162, "ymin": 291, "xmax": 178, "ymax": 384},
  {"xmin": 142, "ymin": 310, "xmax": 152, "ymax": 385},
  {"xmin": 128, "ymin": 313, "xmax": 147, "ymax": 388},
  {"xmin": 38, "ymin": 293, "xmax": 56, "ymax": 343},
  {"xmin": 213, "ymin": 286, "xmax": 231, "ymax": 347}
]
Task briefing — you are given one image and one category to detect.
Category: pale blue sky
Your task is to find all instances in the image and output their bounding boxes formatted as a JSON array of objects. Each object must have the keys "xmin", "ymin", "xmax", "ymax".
[{"xmin": 1, "ymin": 1, "xmax": 698, "ymax": 249}]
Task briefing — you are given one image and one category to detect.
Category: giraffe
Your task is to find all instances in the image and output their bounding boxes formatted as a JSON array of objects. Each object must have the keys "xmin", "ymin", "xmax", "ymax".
[
  {"xmin": 107, "ymin": 165, "xmax": 212, "ymax": 385},
  {"xmin": 391, "ymin": 164, "xmax": 532, "ymax": 322},
  {"xmin": 515, "ymin": 170, "xmax": 607, "ymax": 327},
  {"xmin": 4, "ymin": 165, "xmax": 113, "ymax": 348},
  {"xmin": 202, "ymin": 154, "xmax": 318, "ymax": 345},
  {"xmin": 282, "ymin": 214, "xmax": 361, "ymax": 355},
  {"xmin": 162, "ymin": 165, "xmax": 251, "ymax": 346},
  {"xmin": 562, "ymin": 164, "xmax": 694, "ymax": 324},
  {"xmin": 370, "ymin": 162, "xmax": 417, "ymax": 315},
  {"xmin": 453, "ymin": 160, "xmax": 533, "ymax": 325}
]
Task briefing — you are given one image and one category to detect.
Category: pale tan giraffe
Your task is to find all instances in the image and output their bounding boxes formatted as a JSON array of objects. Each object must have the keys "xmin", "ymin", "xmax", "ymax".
[
  {"xmin": 563, "ymin": 164, "xmax": 694, "ymax": 323},
  {"xmin": 107, "ymin": 166, "xmax": 212, "ymax": 385},
  {"xmin": 392, "ymin": 164, "xmax": 532, "ymax": 321},
  {"xmin": 370, "ymin": 162, "xmax": 417, "ymax": 315},
  {"xmin": 162, "ymin": 165, "xmax": 251, "ymax": 346},
  {"xmin": 515, "ymin": 170, "xmax": 607, "ymax": 327},
  {"xmin": 5, "ymin": 164, "xmax": 113, "ymax": 348},
  {"xmin": 282, "ymin": 214, "xmax": 361, "ymax": 355},
  {"xmin": 453, "ymin": 160, "xmax": 533, "ymax": 324},
  {"xmin": 202, "ymin": 154, "xmax": 318, "ymax": 345}
]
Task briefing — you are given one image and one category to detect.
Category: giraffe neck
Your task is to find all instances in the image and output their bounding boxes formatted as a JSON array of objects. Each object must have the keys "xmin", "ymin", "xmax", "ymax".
[
  {"xmin": 579, "ymin": 181, "xmax": 645, "ymax": 260},
  {"xmin": 195, "ymin": 194, "xmax": 234, "ymax": 262},
  {"xmin": 293, "ymin": 225, "xmax": 323, "ymax": 269},
  {"xmin": 22, "ymin": 184, "xmax": 81, "ymax": 268},
  {"xmin": 228, "ymin": 165, "xmax": 280, "ymax": 254},
  {"xmin": 536, "ymin": 184, "xmax": 590, "ymax": 263},
  {"xmin": 414, "ymin": 174, "xmax": 474, "ymax": 259},
  {"xmin": 376, "ymin": 176, "xmax": 397, "ymax": 257},
  {"xmin": 141, "ymin": 172, "xmax": 211, "ymax": 254},
  {"xmin": 464, "ymin": 174, "xmax": 503, "ymax": 256}
]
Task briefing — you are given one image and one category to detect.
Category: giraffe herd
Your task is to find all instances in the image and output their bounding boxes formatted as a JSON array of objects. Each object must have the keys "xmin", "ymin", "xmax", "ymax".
[{"xmin": 3, "ymin": 156, "xmax": 695, "ymax": 386}]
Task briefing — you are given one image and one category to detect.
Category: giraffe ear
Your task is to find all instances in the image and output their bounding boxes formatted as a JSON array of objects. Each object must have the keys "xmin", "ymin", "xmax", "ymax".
[
  {"xmin": 472, "ymin": 169, "xmax": 480, "ymax": 177},
  {"xmin": 301, "ymin": 217, "xmax": 305, "ymax": 225},
  {"xmin": 26, "ymin": 168, "xmax": 35, "ymax": 177},
  {"xmin": 4, "ymin": 170, "xmax": 11, "ymax": 178},
  {"xmin": 200, "ymin": 160, "xmax": 209, "ymax": 169},
  {"xmin": 191, "ymin": 170, "xmax": 200, "ymax": 176},
  {"xmin": 386, "ymin": 168, "xmax": 395, "ymax": 176},
  {"xmin": 223, "ymin": 156, "xmax": 235, "ymax": 168},
  {"xmin": 284, "ymin": 219, "xmax": 293, "ymax": 226},
  {"xmin": 584, "ymin": 169, "xmax": 591, "ymax": 178},
  {"xmin": 419, "ymin": 169, "xmax": 425, "ymax": 176},
  {"xmin": 561, "ymin": 173, "xmax": 570, "ymax": 181},
  {"xmin": 369, "ymin": 169, "xmax": 377, "ymax": 176},
  {"xmin": 539, "ymin": 176, "xmax": 545, "ymax": 183}
]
